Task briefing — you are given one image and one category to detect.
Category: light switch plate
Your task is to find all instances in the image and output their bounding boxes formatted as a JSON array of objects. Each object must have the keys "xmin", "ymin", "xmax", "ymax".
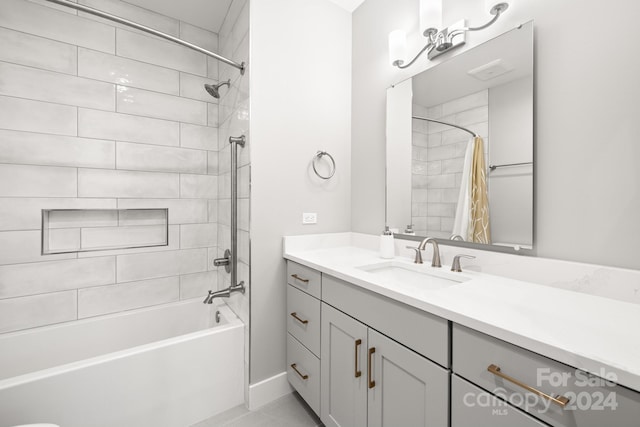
[{"xmin": 302, "ymin": 213, "xmax": 317, "ymax": 224}]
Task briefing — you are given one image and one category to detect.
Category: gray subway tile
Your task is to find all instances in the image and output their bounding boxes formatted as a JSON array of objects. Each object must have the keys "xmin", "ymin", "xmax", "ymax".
[
  {"xmin": 116, "ymin": 248, "xmax": 208, "ymax": 282},
  {"xmin": 0, "ymin": 96, "xmax": 77, "ymax": 136},
  {"xmin": 0, "ymin": 164, "xmax": 77, "ymax": 198},
  {"xmin": 0, "ymin": 291, "xmax": 77, "ymax": 333},
  {"xmin": 78, "ymin": 169, "xmax": 179, "ymax": 198},
  {"xmin": 0, "ymin": 257, "xmax": 115, "ymax": 299},
  {"xmin": 78, "ymin": 276, "xmax": 179, "ymax": 318}
]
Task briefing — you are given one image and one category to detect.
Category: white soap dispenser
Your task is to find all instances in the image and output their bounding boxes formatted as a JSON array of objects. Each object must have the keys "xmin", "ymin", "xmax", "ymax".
[{"xmin": 380, "ymin": 226, "xmax": 395, "ymax": 259}]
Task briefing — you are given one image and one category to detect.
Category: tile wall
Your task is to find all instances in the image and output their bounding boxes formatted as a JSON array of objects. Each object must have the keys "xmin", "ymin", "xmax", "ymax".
[
  {"xmin": 411, "ymin": 90, "xmax": 489, "ymax": 237},
  {"xmin": 0, "ymin": 0, "xmax": 223, "ymax": 334},
  {"xmin": 215, "ymin": 0, "xmax": 251, "ymax": 398}
]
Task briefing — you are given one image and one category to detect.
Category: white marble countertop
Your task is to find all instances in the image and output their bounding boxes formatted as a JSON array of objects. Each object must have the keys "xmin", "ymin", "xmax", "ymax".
[{"xmin": 283, "ymin": 233, "xmax": 640, "ymax": 392}]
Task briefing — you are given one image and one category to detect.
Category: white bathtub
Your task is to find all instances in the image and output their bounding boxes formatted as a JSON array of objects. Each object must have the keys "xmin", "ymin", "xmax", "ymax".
[{"xmin": 0, "ymin": 300, "xmax": 244, "ymax": 427}]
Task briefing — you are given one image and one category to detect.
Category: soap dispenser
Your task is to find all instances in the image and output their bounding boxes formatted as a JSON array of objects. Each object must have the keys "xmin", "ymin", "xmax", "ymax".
[{"xmin": 380, "ymin": 226, "xmax": 395, "ymax": 259}]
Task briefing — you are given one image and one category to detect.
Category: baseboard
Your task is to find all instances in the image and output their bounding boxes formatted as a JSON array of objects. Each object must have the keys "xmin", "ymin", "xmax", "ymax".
[{"xmin": 248, "ymin": 371, "xmax": 293, "ymax": 410}]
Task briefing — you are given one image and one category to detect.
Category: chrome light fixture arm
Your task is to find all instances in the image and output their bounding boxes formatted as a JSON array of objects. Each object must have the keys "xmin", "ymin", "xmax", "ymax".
[
  {"xmin": 448, "ymin": 3, "xmax": 508, "ymax": 39},
  {"xmin": 393, "ymin": 31, "xmax": 438, "ymax": 69}
]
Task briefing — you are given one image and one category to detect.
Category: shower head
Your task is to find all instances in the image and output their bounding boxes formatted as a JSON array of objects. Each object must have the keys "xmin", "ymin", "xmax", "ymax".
[{"xmin": 204, "ymin": 79, "xmax": 231, "ymax": 99}]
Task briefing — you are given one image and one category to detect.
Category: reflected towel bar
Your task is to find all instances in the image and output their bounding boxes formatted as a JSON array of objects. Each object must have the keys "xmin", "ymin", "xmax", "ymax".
[{"xmin": 489, "ymin": 162, "xmax": 532, "ymax": 171}]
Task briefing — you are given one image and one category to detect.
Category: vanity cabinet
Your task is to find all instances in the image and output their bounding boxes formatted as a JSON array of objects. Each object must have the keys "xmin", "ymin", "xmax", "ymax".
[
  {"xmin": 286, "ymin": 261, "xmax": 449, "ymax": 426},
  {"xmin": 452, "ymin": 324, "xmax": 640, "ymax": 427},
  {"xmin": 321, "ymin": 302, "xmax": 449, "ymax": 427},
  {"xmin": 286, "ymin": 262, "xmax": 322, "ymax": 415},
  {"xmin": 286, "ymin": 259, "xmax": 640, "ymax": 427},
  {"xmin": 451, "ymin": 374, "xmax": 547, "ymax": 427}
]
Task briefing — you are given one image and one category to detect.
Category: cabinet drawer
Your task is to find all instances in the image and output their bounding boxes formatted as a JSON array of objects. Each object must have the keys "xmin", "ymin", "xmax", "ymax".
[
  {"xmin": 453, "ymin": 324, "xmax": 640, "ymax": 427},
  {"xmin": 287, "ymin": 261, "xmax": 321, "ymax": 298},
  {"xmin": 322, "ymin": 274, "xmax": 449, "ymax": 367},
  {"xmin": 287, "ymin": 285, "xmax": 320, "ymax": 357},
  {"xmin": 452, "ymin": 374, "xmax": 546, "ymax": 427},
  {"xmin": 287, "ymin": 333, "xmax": 320, "ymax": 416}
]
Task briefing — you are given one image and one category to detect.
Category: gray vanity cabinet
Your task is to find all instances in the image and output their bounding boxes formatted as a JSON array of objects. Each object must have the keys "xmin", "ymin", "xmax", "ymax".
[
  {"xmin": 451, "ymin": 374, "xmax": 547, "ymax": 427},
  {"xmin": 367, "ymin": 327, "xmax": 448, "ymax": 427},
  {"xmin": 320, "ymin": 303, "xmax": 368, "ymax": 427},
  {"xmin": 320, "ymin": 301, "xmax": 448, "ymax": 427},
  {"xmin": 287, "ymin": 260, "xmax": 640, "ymax": 427}
]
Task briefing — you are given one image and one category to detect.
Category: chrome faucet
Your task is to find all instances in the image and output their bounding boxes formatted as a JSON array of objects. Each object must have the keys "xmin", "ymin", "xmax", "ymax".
[
  {"xmin": 203, "ymin": 282, "xmax": 245, "ymax": 304},
  {"xmin": 417, "ymin": 237, "xmax": 441, "ymax": 268},
  {"xmin": 406, "ymin": 246, "xmax": 424, "ymax": 264},
  {"xmin": 451, "ymin": 254, "xmax": 475, "ymax": 272}
]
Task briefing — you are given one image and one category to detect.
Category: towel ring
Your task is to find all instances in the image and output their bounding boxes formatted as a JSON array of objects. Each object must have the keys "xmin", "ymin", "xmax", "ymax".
[{"xmin": 312, "ymin": 151, "xmax": 336, "ymax": 180}]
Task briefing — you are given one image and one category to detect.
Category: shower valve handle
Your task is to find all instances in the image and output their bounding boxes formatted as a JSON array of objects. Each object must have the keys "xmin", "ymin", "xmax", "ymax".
[{"xmin": 213, "ymin": 249, "xmax": 232, "ymax": 273}]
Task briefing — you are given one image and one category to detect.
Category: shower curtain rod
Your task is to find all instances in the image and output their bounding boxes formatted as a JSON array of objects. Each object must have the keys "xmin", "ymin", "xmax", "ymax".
[
  {"xmin": 412, "ymin": 116, "xmax": 479, "ymax": 138},
  {"xmin": 44, "ymin": 0, "xmax": 245, "ymax": 74}
]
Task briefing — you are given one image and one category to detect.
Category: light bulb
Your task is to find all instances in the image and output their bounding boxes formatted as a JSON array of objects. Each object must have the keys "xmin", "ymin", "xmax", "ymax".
[
  {"xmin": 388, "ymin": 30, "xmax": 407, "ymax": 66},
  {"xmin": 420, "ymin": 0, "xmax": 442, "ymax": 37}
]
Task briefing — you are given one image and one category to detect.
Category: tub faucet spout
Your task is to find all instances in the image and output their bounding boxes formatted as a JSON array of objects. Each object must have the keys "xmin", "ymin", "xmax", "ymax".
[{"xmin": 203, "ymin": 282, "xmax": 245, "ymax": 304}]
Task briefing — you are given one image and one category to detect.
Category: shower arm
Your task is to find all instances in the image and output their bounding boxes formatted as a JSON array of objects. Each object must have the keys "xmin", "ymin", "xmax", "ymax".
[{"xmin": 44, "ymin": 0, "xmax": 245, "ymax": 74}]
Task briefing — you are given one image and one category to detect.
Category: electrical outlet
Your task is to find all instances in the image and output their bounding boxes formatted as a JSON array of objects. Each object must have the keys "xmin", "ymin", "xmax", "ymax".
[{"xmin": 302, "ymin": 212, "xmax": 317, "ymax": 224}]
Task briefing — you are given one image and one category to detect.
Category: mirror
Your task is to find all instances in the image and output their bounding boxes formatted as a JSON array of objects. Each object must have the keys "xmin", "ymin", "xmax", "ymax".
[{"xmin": 386, "ymin": 21, "xmax": 534, "ymax": 252}]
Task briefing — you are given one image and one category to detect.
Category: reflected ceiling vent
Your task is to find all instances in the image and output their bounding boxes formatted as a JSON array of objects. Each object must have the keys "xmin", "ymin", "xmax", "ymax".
[{"xmin": 467, "ymin": 59, "xmax": 514, "ymax": 81}]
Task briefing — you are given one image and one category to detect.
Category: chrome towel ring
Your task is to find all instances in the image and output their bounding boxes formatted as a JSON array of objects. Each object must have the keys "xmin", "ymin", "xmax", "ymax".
[{"xmin": 312, "ymin": 151, "xmax": 336, "ymax": 180}]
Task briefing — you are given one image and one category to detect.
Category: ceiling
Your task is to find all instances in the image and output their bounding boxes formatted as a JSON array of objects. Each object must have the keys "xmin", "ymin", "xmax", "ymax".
[
  {"xmin": 326, "ymin": 0, "xmax": 366, "ymax": 12},
  {"xmin": 123, "ymin": 0, "xmax": 364, "ymax": 34},
  {"xmin": 123, "ymin": 0, "xmax": 233, "ymax": 33}
]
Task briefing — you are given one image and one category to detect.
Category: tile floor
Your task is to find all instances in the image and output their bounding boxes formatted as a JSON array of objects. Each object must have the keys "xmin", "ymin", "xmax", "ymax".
[{"xmin": 191, "ymin": 392, "xmax": 322, "ymax": 427}]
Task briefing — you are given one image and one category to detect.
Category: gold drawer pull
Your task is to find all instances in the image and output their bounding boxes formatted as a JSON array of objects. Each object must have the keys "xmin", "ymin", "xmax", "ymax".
[
  {"xmin": 354, "ymin": 339, "xmax": 362, "ymax": 378},
  {"xmin": 291, "ymin": 363, "xmax": 309, "ymax": 380},
  {"xmin": 368, "ymin": 347, "xmax": 376, "ymax": 389},
  {"xmin": 488, "ymin": 364, "xmax": 570, "ymax": 407},
  {"xmin": 290, "ymin": 312, "xmax": 309, "ymax": 325},
  {"xmin": 291, "ymin": 274, "xmax": 309, "ymax": 283}
]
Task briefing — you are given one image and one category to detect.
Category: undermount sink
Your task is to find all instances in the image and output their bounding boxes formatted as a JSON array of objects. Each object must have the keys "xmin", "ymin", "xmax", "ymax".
[{"xmin": 356, "ymin": 261, "xmax": 470, "ymax": 291}]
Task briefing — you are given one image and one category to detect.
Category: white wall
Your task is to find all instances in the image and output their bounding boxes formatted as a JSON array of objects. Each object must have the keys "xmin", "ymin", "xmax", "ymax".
[
  {"xmin": 250, "ymin": 0, "xmax": 352, "ymax": 383},
  {"xmin": 353, "ymin": 0, "xmax": 640, "ymax": 270}
]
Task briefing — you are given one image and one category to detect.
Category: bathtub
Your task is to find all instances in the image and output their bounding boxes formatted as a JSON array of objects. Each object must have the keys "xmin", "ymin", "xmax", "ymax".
[{"xmin": 0, "ymin": 300, "xmax": 244, "ymax": 427}]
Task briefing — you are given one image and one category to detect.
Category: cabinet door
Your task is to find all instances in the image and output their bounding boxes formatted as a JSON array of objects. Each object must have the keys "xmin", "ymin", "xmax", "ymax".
[
  {"xmin": 321, "ymin": 303, "xmax": 368, "ymax": 427},
  {"xmin": 367, "ymin": 328, "xmax": 449, "ymax": 427}
]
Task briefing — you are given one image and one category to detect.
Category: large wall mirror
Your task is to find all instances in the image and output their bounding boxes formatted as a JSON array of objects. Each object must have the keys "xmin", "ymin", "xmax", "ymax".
[{"xmin": 386, "ymin": 21, "xmax": 534, "ymax": 253}]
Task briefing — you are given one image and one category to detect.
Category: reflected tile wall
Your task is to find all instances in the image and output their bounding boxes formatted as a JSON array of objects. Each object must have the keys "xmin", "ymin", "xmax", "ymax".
[
  {"xmin": 0, "ymin": 0, "xmax": 221, "ymax": 334},
  {"xmin": 411, "ymin": 90, "xmax": 489, "ymax": 238}
]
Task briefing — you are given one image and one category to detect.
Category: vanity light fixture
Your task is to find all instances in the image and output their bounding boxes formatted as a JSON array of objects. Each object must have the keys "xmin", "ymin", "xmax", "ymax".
[{"xmin": 389, "ymin": 0, "xmax": 510, "ymax": 69}]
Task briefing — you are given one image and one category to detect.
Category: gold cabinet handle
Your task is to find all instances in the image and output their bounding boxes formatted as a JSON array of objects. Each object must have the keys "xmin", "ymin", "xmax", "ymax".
[
  {"xmin": 488, "ymin": 364, "xmax": 570, "ymax": 407},
  {"xmin": 291, "ymin": 274, "xmax": 309, "ymax": 283},
  {"xmin": 368, "ymin": 347, "xmax": 376, "ymax": 389},
  {"xmin": 291, "ymin": 363, "xmax": 309, "ymax": 380},
  {"xmin": 354, "ymin": 339, "xmax": 362, "ymax": 378},
  {"xmin": 290, "ymin": 312, "xmax": 309, "ymax": 325}
]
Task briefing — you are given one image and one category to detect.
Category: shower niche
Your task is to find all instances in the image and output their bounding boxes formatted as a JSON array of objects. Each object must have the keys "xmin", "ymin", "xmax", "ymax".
[{"xmin": 41, "ymin": 208, "xmax": 169, "ymax": 255}]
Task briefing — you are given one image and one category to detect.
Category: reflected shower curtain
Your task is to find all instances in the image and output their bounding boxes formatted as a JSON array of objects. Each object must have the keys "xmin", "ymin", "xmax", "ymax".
[
  {"xmin": 469, "ymin": 137, "xmax": 491, "ymax": 244},
  {"xmin": 452, "ymin": 140, "xmax": 473, "ymax": 239},
  {"xmin": 452, "ymin": 137, "xmax": 491, "ymax": 244}
]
